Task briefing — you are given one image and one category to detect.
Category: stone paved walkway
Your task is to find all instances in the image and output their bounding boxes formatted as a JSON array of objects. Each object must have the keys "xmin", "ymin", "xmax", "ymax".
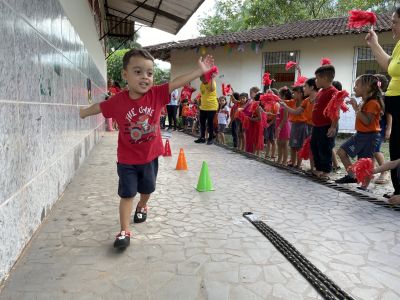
[{"xmin": 1, "ymin": 132, "xmax": 400, "ymax": 300}]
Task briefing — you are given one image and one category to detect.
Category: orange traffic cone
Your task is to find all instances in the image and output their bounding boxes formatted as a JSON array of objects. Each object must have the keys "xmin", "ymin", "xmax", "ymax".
[
  {"xmin": 163, "ymin": 139, "xmax": 172, "ymax": 157},
  {"xmin": 175, "ymin": 148, "xmax": 188, "ymax": 170}
]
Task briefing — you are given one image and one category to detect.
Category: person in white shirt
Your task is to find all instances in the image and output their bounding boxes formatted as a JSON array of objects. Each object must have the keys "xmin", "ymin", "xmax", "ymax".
[
  {"xmin": 167, "ymin": 89, "xmax": 179, "ymax": 131},
  {"xmin": 216, "ymin": 96, "xmax": 230, "ymax": 144}
]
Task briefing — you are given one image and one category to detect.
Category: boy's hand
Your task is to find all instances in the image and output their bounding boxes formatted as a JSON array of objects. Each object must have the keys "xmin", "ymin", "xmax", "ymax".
[
  {"xmin": 327, "ymin": 126, "xmax": 336, "ymax": 137},
  {"xmin": 198, "ymin": 55, "xmax": 214, "ymax": 74},
  {"xmin": 79, "ymin": 108, "xmax": 86, "ymax": 119},
  {"xmin": 346, "ymin": 97, "xmax": 358, "ymax": 110}
]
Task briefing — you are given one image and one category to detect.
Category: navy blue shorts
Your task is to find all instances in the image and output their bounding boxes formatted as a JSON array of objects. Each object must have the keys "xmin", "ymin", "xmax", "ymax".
[
  {"xmin": 340, "ymin": 132, "xmax": 380, "ymax": 159},
  {"xmin": 117, "ymin": 158, "xmax": 158, "ymax": 198}
]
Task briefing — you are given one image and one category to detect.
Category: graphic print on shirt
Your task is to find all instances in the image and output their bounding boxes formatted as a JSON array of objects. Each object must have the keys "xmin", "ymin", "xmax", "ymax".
[{"xmin": 124, "ymin": 106, "xmax": 158, "ymax": 144}]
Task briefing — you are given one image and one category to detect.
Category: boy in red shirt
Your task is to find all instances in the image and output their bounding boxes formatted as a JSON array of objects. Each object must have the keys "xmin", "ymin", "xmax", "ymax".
[
  {"xmin": 79, "ymin": 49, "xmax": 214, "ymax": 248},
  {"xmin": 310, "ymin": 65, "xmax": 338, "ymax": 179}
]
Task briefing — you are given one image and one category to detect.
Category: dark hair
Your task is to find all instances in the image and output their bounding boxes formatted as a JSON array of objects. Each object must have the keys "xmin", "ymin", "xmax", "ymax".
[
  {"xmin": 182, "ymin": 99, "xmax": 189, "ymax": 104},
  {"xmin": 396, "ymin": 7, "xmax": 400, "ymax": 17},
  {"xmin": 279, "ymin": 87, "xmax": 292, "ymax": 100},
  {"xmin": 254, "ymin": 92, "xmax": 262, "ymax": 101},
  {"xmin": 239, "ymin": 92, "xmax": 249, "ymax": 99},
  {"xmin": 356, "ymin": 74, "xmax": 385, "ymax": 112},
  {"xmin": 374, "ymin": 74, "xmax": 389, "ymax": 92},
  {"xmin": 233, "ymin": 92, "xmax": 240, "ymax": 100},
  {"xmin": 122, "ymin": 49, "xmax": 154, "ymax": 70},
  {"xmin": 315, "ymin": 65, "xmax": 335, "ymax": 81},
  {"xmin": 218, "ymin": 97, "xmax": 227, "ymax": 110},
  {"xmin": 113, "ymin": 81, "xmax": 121, "ymax": 89},
  {"xmin": 292, "ymin": 86, "xmax": 304, "ymax": 99},
  {"xmin": 332, "ymin": 81, "xmax": 342, "ymax": 91},
  {"xmin": 305, "ymin": 78, "xmax": 318, "ymax": 91}
]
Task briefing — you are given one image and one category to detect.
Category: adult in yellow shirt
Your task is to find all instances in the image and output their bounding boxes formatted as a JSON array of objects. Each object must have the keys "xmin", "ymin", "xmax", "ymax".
[
  {"xmin": 194, "ymin": 76, "xmax": 218, "ymax": 145},
  {"xmin": 366, "ymin": 8, "xmax": 400, "ymax": 203}
]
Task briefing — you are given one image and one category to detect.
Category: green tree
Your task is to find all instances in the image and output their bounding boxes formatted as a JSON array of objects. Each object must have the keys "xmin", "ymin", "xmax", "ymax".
[
  {"xmin": 106, "ymin": 49, "xmax": 170, "ymax": 86},
  {"xmin": 106, "ymin": 32, "xmax": 141, "ymax": 53},
  {"xmin": 198, "ymin": 0, "xmax": 397, "ymax": 36}
]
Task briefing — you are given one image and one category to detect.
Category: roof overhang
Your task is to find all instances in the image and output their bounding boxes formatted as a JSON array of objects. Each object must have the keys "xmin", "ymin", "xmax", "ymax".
[{"xmin": 103, "ymin": 0, "xmax": 205, "ymax": 39}]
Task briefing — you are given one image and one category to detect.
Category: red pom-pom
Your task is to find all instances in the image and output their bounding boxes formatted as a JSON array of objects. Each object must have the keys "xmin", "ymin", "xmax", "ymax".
[
  {"xmin": 321, "ymin": 58, "xmax": 332, "ymax": 65},
  {"xmin": 293, "ymin": 76, "xmax": 308, "ymax": 87},
  {"xmin": 222, "ymin": 83, "xmax": 232, "ymax": 96},
  {"xmin": 298, "ymin": 137, "xmax": 312, "ymax": 160},
  {"xmin": 194, "ymin": 93, "xmax": 201, "ymax": 101},
  {"xmin": 348, "ymin": 10, "xmax": 377, "ymax": 29},
  {"xmin": 263, "ymin": 72, "xmax": 273, "ymax": 86},
  {"xmin": 204, "ymin": 66, "xmax": 219, "ymax": 83},
  {"xmin": 350, "ymin": 158, "xmax": 374, "ymax": 185},
  {"xmin": 285, "ymin": 61, "xmax": 297, "ymax": 71},
  {"xmin": 323, "ymin": 90, "xmax": 350, "ymax": 120},
  {"xmin": 259, "ymin": 92, "xmax": 280, "ymax": 110}
]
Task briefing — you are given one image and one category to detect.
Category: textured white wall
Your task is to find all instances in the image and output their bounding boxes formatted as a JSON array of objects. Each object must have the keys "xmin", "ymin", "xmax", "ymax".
[{"xmin": 170, "ymin": 32, "xmax": 393, "ymax": 132}]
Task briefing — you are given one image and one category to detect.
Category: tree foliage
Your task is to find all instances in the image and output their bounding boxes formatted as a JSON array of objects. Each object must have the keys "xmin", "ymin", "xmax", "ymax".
[{"xmin": 198, "ymin": 0, "xmax": 398, "ymax": 36}]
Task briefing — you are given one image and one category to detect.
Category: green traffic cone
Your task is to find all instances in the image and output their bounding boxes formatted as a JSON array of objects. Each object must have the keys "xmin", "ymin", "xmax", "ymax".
[{"xmin": 196, "ymin": 161, "xmax": 214, "ymax": 192}]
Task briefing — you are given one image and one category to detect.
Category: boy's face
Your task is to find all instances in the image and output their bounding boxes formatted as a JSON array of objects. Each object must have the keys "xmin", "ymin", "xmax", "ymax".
[
  {"xmin": 303, "ymin": 84, "xmax": 311, "ymax": 97},
  {"xmin": 122, "ymin": 56, "xmax": 154, "ymax": 95},
  {"xmin": 315, "ymin": 74, "xmax": 331, "ymax": 89},
  {"xmin": 239, "ymin": 96, "xmax": 247, "ymax": 104},
  {"xmin": 293, "ymin": 90, "xmax": 303, "ymax": 100},
  {"xmin": 250, "ymin": 91, "xmax": 257, "ymax": 99}
]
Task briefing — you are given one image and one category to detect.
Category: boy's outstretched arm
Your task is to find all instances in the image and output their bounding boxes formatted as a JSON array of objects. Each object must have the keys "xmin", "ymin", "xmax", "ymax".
[
  {"xmin": 169, "ymin": 55, "xmax": 214, "ymax": 93},
  {"xmin": 80, "ymin": 103, "xmax": 101, "ymax": 119}
]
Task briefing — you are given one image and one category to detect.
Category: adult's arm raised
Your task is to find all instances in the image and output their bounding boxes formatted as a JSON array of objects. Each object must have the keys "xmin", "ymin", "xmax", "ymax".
[{"xmin": 366, "ymin": 29, "xmax": 391, "ymax": 71}]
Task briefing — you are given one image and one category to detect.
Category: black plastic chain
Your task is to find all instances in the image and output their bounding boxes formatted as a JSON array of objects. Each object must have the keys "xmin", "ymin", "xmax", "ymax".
[{"xmin": 243, "ymin": 212, "xmax": 355, "ymax": 300}]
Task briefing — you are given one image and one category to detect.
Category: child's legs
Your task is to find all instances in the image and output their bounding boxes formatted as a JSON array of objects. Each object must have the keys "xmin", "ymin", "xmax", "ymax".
[
  {"xmin": 282, "ymin": 140, "xmax": 289, "ymax": 164},
  {"xmin": 290, "ymin": 148, "xmax": 297, "ymax": 165},
  {"xmin": 337, "ymin": 148, "xmax": 352, "ymax": 174},
  {"xmin": 332, "ymin": 150, "xmax": 339, "ymax": 168},
  {"xmin": 119, "ymin": 197, "xmax": 133, "ymax": 232},
  {"xmin": 221, "ymin": 132, "xmax": 226, "ymax": 144},
  {"xmin": 311, "ymin": 126, "xmax": 333, "ymax": 173},
  {"xmin": 265, "ymin": 141, "xmax": 271, "ymax": 158}
]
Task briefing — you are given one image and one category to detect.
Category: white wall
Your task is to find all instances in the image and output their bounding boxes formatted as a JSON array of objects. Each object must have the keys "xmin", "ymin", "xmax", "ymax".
[
  {"xmin": 170, "ymin": 32, "xmax": 394, "ymax": 132},
  {"xmin": 59, "ymin": 0, "xmax": 107, "ymax": 80}
]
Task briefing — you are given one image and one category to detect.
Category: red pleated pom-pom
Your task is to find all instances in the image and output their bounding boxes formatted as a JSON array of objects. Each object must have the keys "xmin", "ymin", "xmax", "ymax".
[
  {"xmin": 260, "ymin": 92, "xmax": 280, "ymax": 110},
  {"xmin": 293, "ymin": 76, "xmax": 308, "ymax": 87},
  {"xmin": 222, "ymin": 83, "xmax": 232, "ymax": 96},
  {"xmin": 348, "ymin": 10, "xmax": 377, "ymax": 29},
  {"xmin": 350, "ymin": 158, "xmax": 374, "ymax": 185},
  {"xmin": 204, "ymin": 66, "xmax": 219, "ymax": 83},
  {"xmin": 263, "ymin": 72, "xmax": 273, "ymax": 86},
  {"xmin": 285, "ymin": 61, "xmax": 297, "ymax": 71},
  {"xmin": 249, "ymin": 101, "xmax": 260, "ymax": 113},
  {"xmin": 321, "ymin": 57, "xmax": 332, "ymax": 66},
  {"xmin": 298, "ymin": 137, "xmax": 311, "ymax": 160},
  {"xmin": 323, "ymin": 90, "xmax": 350, "ymax": 120}
]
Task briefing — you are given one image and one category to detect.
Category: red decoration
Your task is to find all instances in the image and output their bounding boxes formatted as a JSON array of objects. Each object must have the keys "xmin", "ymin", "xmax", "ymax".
[
  {"xmin": 263, "ymin": 72, "xmax": 273, "ymax": 86},
  {"xmin": 350, "ymin": 158, "xmax": 374, "ymax": 185},
  {"xmin": 298, "ymin": 137, "xmax": 311, "ymax": 160},
  {"xmin": 222, "ymin": 83, "xmax": 233, "ymax": 96},
  {"xmin": 236, "ymin": 111, "xmax": 250, "ymax": 129},
  {"xmin": 293, "ymin": 75, "xmax": 308, "ymax": 87},
  {"xmin": 285, "ymin": 61, "xmax": 297, "ymax": 71},
  {"xmin": 348, "ymin": 10, "xmax": 377, "ymax": 29},
  {"xmin": 321, "ymin": 58, "xmax": 332, "ymax": 66},
  {"xmin": 204, "ymin": 66, "xmax": 219, "ymax": 83},
  {"xmin": 260, "ymin": 92, "xmax": 280, "ymax": 112},
  {"xmin": 323, "ymin": 90, "xmax": 350, "ymax": 120},
  {"xmin": 249, "ymin": 101, "xmax": 260, "ymax": 113}
]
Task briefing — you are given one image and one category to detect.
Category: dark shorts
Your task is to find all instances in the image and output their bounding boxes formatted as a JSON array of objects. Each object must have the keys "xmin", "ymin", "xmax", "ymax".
[
  {"xmin": 218, "ymin": 124, "xmax": 227, "ymax": 133},
  {"xmin": 340, "ymin": 132, "xmax": 380, "ymax": 159},
  {"xmin": 289, "ymin": 122, "xmax": 308, "ymax": 149},
  {"xmin": 264, "ymin": 123, "xmax": 276, "ymax": 142},
  {"xmin": 117, "ymin": 158, "xmax": 159, "ymax": 198}
]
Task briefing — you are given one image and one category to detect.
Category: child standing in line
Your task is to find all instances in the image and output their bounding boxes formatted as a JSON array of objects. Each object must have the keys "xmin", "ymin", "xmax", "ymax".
[
  {"xmin": 180, "ymin": 99, "xmax": 190, "ymax": 131},
  {"xmin": 263, "ymin": 89, "xmax": 280, "ymax": 160},
  {"xmin": 276, "ymin": 87, "xmax": 292, "ymax": 165},
  {"xmin": 217, "ymin": 96, "xmax": 229, "ymax": 144},
  {"xmin": 79, "ymin": 49, "xmax": 215, "ymax": 249},
  {"xmin": 373, "ymin": 74, "xmax": 391, "ymax": 184},
  {"xmin": 229, "ymin": 92, "xmax": 240, "ymax": 148},
  {"xmin": 281, "ymin": 85, "xmax": 308, "ymax": 168},
  {"xmin": 236, "ymin": 93, "xmax": 249, "ymax": 151},
  {"xmin": 335, "ymin": 74, "xmax": 384, "ymax": 185},
  {"xmin": 331, "ymin": 80, "xmax": 344, "ymax": 171},
  {"xmin": 310, "ymin": 65, "xmax": 338, "ymax": 179}
]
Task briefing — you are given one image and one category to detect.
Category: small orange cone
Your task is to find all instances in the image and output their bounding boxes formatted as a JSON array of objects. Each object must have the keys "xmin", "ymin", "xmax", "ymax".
[
  {"xmin": 163, "ymin": 139, "xmax": 172, "ymax": 157},
  {"xmin": 175, "ymin": 148, "xmax": 188, "ymax": 170}
]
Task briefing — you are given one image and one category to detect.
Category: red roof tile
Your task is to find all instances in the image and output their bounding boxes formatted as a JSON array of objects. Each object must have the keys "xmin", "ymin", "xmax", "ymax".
[{"xmin": 145, "ymin": 13, "xmax": 392, "ymax": 60}]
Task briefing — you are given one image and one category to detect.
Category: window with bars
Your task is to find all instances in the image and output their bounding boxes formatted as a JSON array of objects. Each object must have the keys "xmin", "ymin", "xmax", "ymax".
[
  {"xmin": 355, "ymin": 45, "xmax": 395, "ymax": 78},
  {"xmin": 264, "ymin": 51, "xmax": 299, "ymax": 90}
]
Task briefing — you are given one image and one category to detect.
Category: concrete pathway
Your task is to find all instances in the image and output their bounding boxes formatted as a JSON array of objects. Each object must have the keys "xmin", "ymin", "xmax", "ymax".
[{"xmin": 1, "ymin": 132, "xmax": 400, "ymax": 300}]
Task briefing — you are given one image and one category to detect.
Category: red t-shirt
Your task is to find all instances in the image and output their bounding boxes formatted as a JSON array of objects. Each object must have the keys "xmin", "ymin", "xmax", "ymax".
[
  {"xmin": 312, "ymin": 86, "xmax": 338, "ymax": 127},
  {"xmin": 100, "ymin": 84, "xmax": 170, "ymax": 164},
  {"xmin": 180, "ymin": 85, "xmax": 196, "ymax": 101}
]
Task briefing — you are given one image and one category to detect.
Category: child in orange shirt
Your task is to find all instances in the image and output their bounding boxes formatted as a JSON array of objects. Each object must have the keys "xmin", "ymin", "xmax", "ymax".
[
  {"xmin": 335, "ymin": 74, "xmax": 384, "ymax": 184},
  {"xmin": 180, "ymin": 99, "xmax": 190, "ymax": 131},
  {"xmin": 281, "ymin": 85, "xmax": 308, "ymax": 168},
  {"xmin": 264, "ymin": 89, "xmax": 280, "ymax": 160}
]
